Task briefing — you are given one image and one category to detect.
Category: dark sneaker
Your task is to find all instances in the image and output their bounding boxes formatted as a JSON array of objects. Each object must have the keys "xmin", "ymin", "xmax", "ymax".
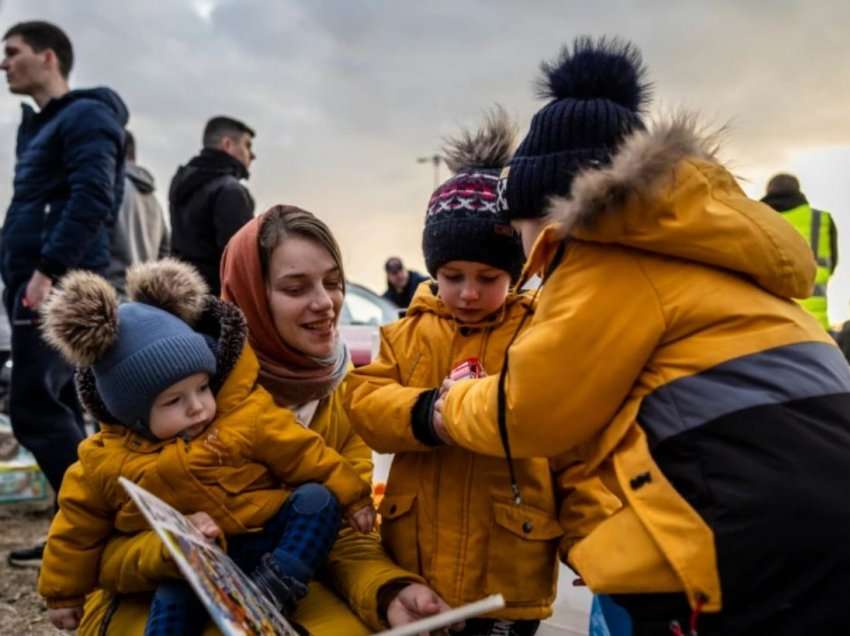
[
  {"xmin": 251, "ymin": 554, "xmax": 309, "ymax": 631},
  {"xmin": 7, "ymin": 542, "xmax": 44, "ymax": 569}
]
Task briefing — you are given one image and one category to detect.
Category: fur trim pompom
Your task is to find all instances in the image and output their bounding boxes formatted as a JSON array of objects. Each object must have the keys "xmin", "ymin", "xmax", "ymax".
[
  {"xmin": 40, "ymin": 270, "xmax": 119, "ymax": 366},
  {"xmin": 535, "ymin": 36, "xmax": 651, "ymax": 113},
  {"xmin": 126, "ymin": 258, "xmax": 209, "ymax": 325},
  {"xmin": 442, "ymin": 105, "xmax": 517, "ymax": 173}
]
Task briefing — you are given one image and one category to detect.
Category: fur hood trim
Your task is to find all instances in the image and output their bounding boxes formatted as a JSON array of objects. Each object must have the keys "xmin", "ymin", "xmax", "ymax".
[
  {"xmin": 548, "ymin": 113, "xmax": 723, "ymax": 237},
  {"xmin": 77, "ymin": 296, "xmax": 247, "ymax": 425}
]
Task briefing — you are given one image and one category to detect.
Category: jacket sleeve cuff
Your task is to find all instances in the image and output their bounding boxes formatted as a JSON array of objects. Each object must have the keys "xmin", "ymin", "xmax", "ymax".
[
  {"xmin": 37, "ymin": 257, "xmax": 67, "ymax": 282},
  {"xmin": 410, "ymin": 389, "xmax": 443, "ymax": 447},
  {"xmin": 45, "ymin": 595, "xmax": 86, "ymax": 609}
]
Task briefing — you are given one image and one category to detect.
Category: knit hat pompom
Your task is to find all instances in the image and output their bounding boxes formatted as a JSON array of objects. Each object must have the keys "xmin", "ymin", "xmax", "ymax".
[
  {"xmin": 126, "ymin": 258, "xmax": 208, "ymax": 326},
  {"xmin": 535, "ymin": 35, "xmax": 651, "ymax": 112},
  {"xmin": 501, "ymin": 35, "xmax": 652, "ymax": 220},
  {"xmin": 423, "ymin": 107, "xmax": 524, "ymax": 281},
  {"xmin": 41, "ymin": 270, "xmax": 120, "ymax": 367},
  {"xmin": 442, "ymin": 105, "xmax": 517, "ymax": 174}
]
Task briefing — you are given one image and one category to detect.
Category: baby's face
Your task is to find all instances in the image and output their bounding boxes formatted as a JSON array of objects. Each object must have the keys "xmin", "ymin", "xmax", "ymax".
[{"xmin": 149, "ymin": 372, "xmax": 216, "ymax": 440}]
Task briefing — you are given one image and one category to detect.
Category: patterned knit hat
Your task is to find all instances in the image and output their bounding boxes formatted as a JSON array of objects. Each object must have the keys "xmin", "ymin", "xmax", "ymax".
[
  {"xmin": 498, "ymin": 36, "xmax": 652, "ymax": 220},
  {"xmin": 40, "ymin": 259, "xmax": 216, "ymax": 433},
  {"xmin": 423, "ymin": 106, "xmax": 524, "ymax": 281}
]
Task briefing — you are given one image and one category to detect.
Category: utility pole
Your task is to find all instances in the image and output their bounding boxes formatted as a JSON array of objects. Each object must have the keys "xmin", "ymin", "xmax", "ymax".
[{"xmin": 417, "ymin": 154, "xmax": 442, "ymax": 190}]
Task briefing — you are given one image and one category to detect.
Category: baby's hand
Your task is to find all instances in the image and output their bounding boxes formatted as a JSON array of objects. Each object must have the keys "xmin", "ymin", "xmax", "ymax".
[
  {"xmin": 186, "ymin": 511, "xmax": 221, "ymax": 542},
  {"xmin": 348, "ymin": 505, "xmax": 376, "ymax": 533},
  {"xmin": 48, "ymin": 605, "xmax": 83, "ymax": 630}
]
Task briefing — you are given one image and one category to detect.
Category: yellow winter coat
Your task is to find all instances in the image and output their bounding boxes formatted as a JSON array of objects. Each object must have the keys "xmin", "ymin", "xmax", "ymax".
[
  {"xmin": 58, "ymin": 300, "xmax": 418, "ymax": 635},
  {"xmin": 442, "ymin": 119, "xmax": 850, "ymax": 613},
  {"xmin": 346, "ymin": 285, "xmax": 565, "ymax": 621}
]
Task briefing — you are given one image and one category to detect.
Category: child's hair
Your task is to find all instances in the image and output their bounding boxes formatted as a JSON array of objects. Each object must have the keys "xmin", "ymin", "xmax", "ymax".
[
  {"xmin": 422, "ymin": 106, "xmax": 525, "ymax": 281},
  {"xmin": 258, "ymin": 205, "xmax": 346, "ymax": 294},
  {"xmin": 40, "ymin": 259, "xmax": 216, "ymax": 434}
]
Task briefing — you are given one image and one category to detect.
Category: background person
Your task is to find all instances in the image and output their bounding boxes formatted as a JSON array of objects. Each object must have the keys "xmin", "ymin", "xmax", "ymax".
[
  {"xmin": 382, "ymin": 256, "xmax": 428, "ymax": 309},
  {"xmin": 761, "ymin": 172, "xmax": 837, "ymax": 330},
  {"xmin": 105, "ymin": 130, "xmax": 170, "ymax": 296},
  {"xmin": 169, "ymin": 115, "xmax": 256, "ymax": 296},
  {"xmin": 0, "ymin": 20, "xmax": 127, "ymax": 567}
]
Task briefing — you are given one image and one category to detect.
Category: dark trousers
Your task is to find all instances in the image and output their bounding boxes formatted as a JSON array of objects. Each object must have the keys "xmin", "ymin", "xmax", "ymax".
[
  {"xmin": 4, "ymin": 283, "xmax": 85, "ymax": 494},
  {"xmin": 146, "ymin": 483, "xmax": 341, "ymax": 636}
]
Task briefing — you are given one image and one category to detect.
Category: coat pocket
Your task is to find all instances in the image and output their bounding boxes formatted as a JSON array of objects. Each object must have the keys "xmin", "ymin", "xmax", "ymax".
[
  {"xmin": 379, "ymin": 493, "xmax": 419, "ymax": 574},
  {"xmin": 486, "ymin": 500, "xmax": 563, "ymax": 603}
]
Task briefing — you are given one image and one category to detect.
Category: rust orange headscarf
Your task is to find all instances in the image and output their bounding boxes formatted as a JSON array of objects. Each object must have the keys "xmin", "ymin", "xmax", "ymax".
[{"xmin": 220, "ymin": 207, "xmax": 349, "ymax": 406}]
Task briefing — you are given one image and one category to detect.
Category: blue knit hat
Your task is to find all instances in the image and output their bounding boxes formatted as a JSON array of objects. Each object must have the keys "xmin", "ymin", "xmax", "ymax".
[
  {"xmin": 499, "ymin": 36, "xmax": 652, "ymax": 220},
  {"xmin": 41, "ymin": 260, "xmax": 216, "ymax": 432},
  {"xmin": 422, "ymin": 106, "xmax": 525, "ymax": 281}
]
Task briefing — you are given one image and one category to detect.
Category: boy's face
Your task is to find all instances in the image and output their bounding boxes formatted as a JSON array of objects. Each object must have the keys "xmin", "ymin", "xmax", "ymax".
[
  {"xmin": 148, "ymin": 373, "xmax": 216, "ymax": 440},
  {"xmin": 436, "ymin": 261, "xmax": 511, "ymax": 323}
]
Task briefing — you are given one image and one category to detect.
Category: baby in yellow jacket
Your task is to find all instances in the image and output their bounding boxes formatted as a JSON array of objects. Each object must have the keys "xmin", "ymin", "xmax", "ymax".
[
  {"xmin": 38, "ymin": 260, "xmax": 374, "ymax": 633},
  {"xmin": 346, "ymin": 110, "xmax": 562, "ymax": 635}
]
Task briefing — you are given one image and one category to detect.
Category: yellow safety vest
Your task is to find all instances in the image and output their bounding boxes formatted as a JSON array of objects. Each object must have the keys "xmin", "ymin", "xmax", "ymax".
[{"xmin": 783, "ymin": 204, "xmax": 833, "ymax": 329}]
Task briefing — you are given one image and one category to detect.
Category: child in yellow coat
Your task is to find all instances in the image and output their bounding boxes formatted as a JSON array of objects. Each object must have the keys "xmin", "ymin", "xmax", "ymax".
[
  {"xmin": 346, "ymin": 110, "xmax": 561, "ymax": 636},
  {"xmin": 37, "ymin": 260, "xmax": 374, "ymax": 634}
]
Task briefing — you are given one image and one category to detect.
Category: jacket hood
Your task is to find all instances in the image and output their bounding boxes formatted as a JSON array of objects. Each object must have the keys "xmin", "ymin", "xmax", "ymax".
[
  {"xmin": 760, "ymin": 189, "xmax": 808, "ymax": 213},
  {"xmin": 545, "ymin": 114, "xmax": 816, "ymax": 299},
  {"xmin": 125, "ymin": 163, "xmax": 156, "ymax": 194},
  {"xmin": 76, "ymin": 296, "xmax": 247, "ymax": 426},
  {"xmin": 170, "ymin": 148, "xmax": 249, "ymax": 206}
]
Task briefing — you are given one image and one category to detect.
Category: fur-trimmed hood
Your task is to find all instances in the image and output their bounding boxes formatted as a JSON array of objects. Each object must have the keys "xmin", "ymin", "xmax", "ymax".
[
  {"xmin": 541, "ymin": 114, "xmax": 816, "ymax": 299},
  {"xmin": 77, "ymin": 296, "xmax": 247, "ymax": 427}
]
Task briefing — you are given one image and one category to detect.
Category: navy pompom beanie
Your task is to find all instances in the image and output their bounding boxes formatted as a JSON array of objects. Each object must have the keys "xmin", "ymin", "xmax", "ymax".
[{"xmin": 499, "ymin": 36, "xmax": 652, "ymax": 220}]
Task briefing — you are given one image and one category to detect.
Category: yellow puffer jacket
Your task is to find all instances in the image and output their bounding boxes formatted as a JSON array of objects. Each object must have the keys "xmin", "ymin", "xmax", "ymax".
[
  {"xmin": 38, "ymin": 298, "xmax": 372, "ymax": 611},
  {"xmin": 347, "ymin": 285, "xmax": 565, "ymax": 621},
  {"xmin": 442, "ymin": 118, "xmax": 850, "ymax": 613}
]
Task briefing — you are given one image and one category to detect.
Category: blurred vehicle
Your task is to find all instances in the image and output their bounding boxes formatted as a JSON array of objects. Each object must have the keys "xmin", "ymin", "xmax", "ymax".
[{"xmin": 340, "ymin": 282, "xmax": 399, "ymax": 366}]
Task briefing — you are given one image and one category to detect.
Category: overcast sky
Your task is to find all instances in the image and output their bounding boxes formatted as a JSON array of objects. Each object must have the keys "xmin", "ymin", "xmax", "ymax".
[{"xmin": 3, "ymin": 1, "xmax": 850, "ymax": 319}]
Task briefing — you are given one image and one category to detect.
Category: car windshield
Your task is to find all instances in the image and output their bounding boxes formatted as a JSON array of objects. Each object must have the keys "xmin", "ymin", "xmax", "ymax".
[{"xmin": 342, "ymin": 284, "xmax": 399, "ymax": 326}]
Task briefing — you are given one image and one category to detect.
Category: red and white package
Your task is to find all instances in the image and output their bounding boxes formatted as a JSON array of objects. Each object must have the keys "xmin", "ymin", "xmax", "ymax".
[{"xmin": 450, "ymin": 357, "xmax": 484, "ymax": 381}]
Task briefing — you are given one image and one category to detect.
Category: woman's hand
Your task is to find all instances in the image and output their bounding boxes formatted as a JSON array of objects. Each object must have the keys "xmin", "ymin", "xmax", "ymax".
[
  {"xmin": 348, "ymin": 505, "xmax": 376, "ymax": 533},
  {"xmin": 48, "ymin": 606, "xmax": 83, "ymax": 631},
  {"xmin": 386, "ymin": 583, "xmax": 465, "ymax": 633},
  {"xmin": 186, "ymin": 511, "xmax": 221, "ymax": 542}
]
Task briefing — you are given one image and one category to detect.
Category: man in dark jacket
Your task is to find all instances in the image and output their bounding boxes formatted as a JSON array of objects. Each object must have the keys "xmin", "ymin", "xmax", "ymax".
[
  {"xmin": 169, "ymin": 116, "xmax": 255, "ymax": 295},
  {"xmin": 106, "ymin": 130, "xmax": 169, "ymax": 296},
  {"xmin": 0, "ymin": 21, "xmax": 127, "ymax": 567},
  {"xmin": 382, "ymin": 256, "xmax": 428, "ymax": 309}
]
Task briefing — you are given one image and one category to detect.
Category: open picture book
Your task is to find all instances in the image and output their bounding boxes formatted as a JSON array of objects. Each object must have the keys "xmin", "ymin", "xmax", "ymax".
[{"xmin": 120, "ymin": 478, "xmax": 504, "ymax": 636}]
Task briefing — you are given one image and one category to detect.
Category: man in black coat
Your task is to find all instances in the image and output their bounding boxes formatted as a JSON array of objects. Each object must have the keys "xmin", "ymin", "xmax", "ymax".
[
  {"xmin": 0, "ymin": 21, "xmax": 127, "ymax": 567},
  {"xmin": 169, "ymin": 116, "xmax": 255, "ymax": 295},
  {"xmin": 382, "ymin": 256, "xmax": 428, "ymax": 309}
]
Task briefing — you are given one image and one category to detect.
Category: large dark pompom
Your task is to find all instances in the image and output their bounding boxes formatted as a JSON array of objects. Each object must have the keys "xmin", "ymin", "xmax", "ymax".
[
  {"xmin": 126, "ymin": 258, "xmax": 209, "ymax": 325},
  {"xmin": 442, "ymin": 105, "xmax": 517, "ymax": 173},
  {"xmin": 535, "ymin": 36, "xmax": 651, "ymax": 113},
  {"xmin": 40, "ymin": 270, "xmax": 119, "ymax": 366}
]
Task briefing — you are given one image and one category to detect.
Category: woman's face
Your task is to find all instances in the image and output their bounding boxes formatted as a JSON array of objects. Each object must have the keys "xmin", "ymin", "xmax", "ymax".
[
  {"xmin": 265, "ymin": 236, "xmax": 344, "ymax": 358},
  {"xmin": 511, "ymin": 218, "xmax": 548, "ymax": 256}
]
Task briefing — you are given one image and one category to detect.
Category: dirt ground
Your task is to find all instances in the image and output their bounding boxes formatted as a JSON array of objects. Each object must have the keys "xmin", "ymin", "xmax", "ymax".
[{"xmin": 0, "ymin": 500, "xmax": 61, "ymax": 635}]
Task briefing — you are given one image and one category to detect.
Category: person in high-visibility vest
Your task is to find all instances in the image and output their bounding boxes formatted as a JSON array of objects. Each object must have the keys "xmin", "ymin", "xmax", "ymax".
[{"xmin": 762, "ymin": 173, "xmax": 837, "ymax": 330}]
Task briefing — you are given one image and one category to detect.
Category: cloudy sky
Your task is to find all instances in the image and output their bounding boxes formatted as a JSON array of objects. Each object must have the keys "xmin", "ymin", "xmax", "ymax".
[{"xmin": 3, "ymin": 1, "xmax": 850, "ymax": 319}]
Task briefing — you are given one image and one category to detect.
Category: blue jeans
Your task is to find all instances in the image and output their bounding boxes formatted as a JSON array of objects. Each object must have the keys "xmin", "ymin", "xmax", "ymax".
[
  {"xmin": 146, "ymin": 483, "xmax": 341, "ymax": 635},
  {"xmin": 4, "ymin": 283, "xmax": 85, "ymax": 494}
]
